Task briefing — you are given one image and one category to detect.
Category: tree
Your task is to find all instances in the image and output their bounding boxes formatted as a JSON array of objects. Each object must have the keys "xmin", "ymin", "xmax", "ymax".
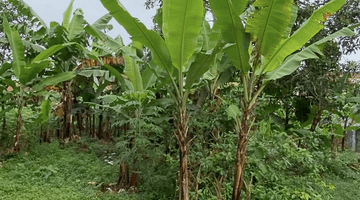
[
  {"xmin": 30, "ymin": 0, "xmax": 114, "ymax": 140},
  {"xmin": 208, "ymin": 0, "xmax": 355, "ymax": 199},
  {"xmin": 100, "ymin": 0, "xmax": 225, "ymax": 199},
  {"xmin": 2, "ymin": 15, "xmax": 72, "ymax": 151},
  {"xmin": 0, "ymin": 0, "xmax": 45, "ymax": 64}
]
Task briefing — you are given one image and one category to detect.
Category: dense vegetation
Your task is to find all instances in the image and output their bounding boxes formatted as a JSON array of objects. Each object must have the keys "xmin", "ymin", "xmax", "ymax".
[{"xmin": 1, "ymin": 0, "xmax": 360, "ymax": 199}]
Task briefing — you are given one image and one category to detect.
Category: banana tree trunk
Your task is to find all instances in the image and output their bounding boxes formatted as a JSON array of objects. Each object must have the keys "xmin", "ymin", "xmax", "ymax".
[
  {"xmin": 175, "ymin": 109, "xmax": 189, "ymax": 200},
  {"xmin": 105, "ymin": 116, "xmax": 111, "ymax": 140},
  {"xmin": 232, "ymin": 107, "xmax": 254, "ymax": 200},
  {"xmin": 62, "ymin": 81, "xmax": 74, "ymax": 139},
  {"xmin": 92, "ymin": 113, "xmax": 95, "ymax": 137},
  {"xmin": 85, "ymin": 113, "xmax": 89, "ymax": 136},
  {"xmin": 14, "ymin": 87, "xmax": 25, "ymax": 152},
  {"xmin": 97, "ymin": 108, "xmax": 103, "ymax": 140},
  {"xmin": 2, "ymin": 105, "xmax": 6, "ymax": 134},
  {"xmin": 341, "ymin": 117, "xmax": 349, "ymax": 151},
  {"xmin": 77, "ymin": 111, "xmax": 83, "ymax": 136},
  {"xmin": 14, "ymin": 103, "xmax": 23, "ymax": 152}
]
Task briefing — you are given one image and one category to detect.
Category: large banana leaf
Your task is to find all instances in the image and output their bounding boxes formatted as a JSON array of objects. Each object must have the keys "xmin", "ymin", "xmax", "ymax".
[
  {"xmin": 201, "ymin": 20, "xmax": 211, "ymax": 52},
  {"xmin": 2, "ymin": 16, "xmax": 25, "ymax": 79},
  {"xmin": 20, "ymin": 60, "xmax": 49, "ymax": 85},
  {"xmin": 246, "ymin": 0, "xmax": 294, "ymax": 58},
  {"xmin": 124, "ymin": 47, "xmax": 143, "ymax": 92},
  {"xmin": 68, "ymin": 9, "xmax": 85, "ymax": 40},
  {"xmin": 92, "ymin": 13, "xmax": 113, "ymax": 31},
  {"xmin": 32, "ymin": 43, "xmax": 75, "ymax": 62},
  {"xmin": 209, "ymin": 0, "xmax": 250, "ymax": 74},
  {"xmin": 284, "ymin": 4, "xmax": 298, "ymax": 38},
  {"xmin": 232, "ymin": 0, "xmax": 248, "ymax": 15},
  {"xmin": 63, "ymin": 0, "xmax": 74, "ymax": 29},
  {"xmin": 185, "ymin": 40, "xmax": 224, "ymax": 89},
  {"xmin": 85, "ymin": 25, "xmax": 122, "ymax": 51},
  {"xmin": 78, "ymin": 69, "xmax": 111, "ymax": 78},
  {"xmin": 33, "ymin": 71, "xmax": 76, "ymax": 91},
  {"xmin": 103, "ymin": 64, "xmax": 127, "ymax": 90},
  {"xmin": 162, "ymin": 0, "xmax": 203, "ymax": 71},
  {"xmin": 263, "ymin": 0, "xmax": 346, "ymax": 72},
  {"xmin": 100, "ymin": 0, "xmax": 173, "ymax": 74},
  {"xmin": 22, "ymin": 40, "xmax": 44, "ymax": 53},
  {"xmin": 37, "ymin": 98, "xmax": 51, "ymax": 124},
  {"xmin": 264, "ymin": 27, "xmax": 355, "ymax": 80},
  {"xmin": 142, "ymin": 64, "xmax": 157, "ymax": 90},
  {"xmin": 0, "ymin": 63, "xmax": 12, "ymax": 76}
]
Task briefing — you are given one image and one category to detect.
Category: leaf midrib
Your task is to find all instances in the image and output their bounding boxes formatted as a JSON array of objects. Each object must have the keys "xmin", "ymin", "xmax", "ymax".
[
  {"xmin": 257, "ymin": 0, "xmax": 276, "ymax": 54},
  {"xmin": 226, "ymin": 0, "xmax": 242, "ymax": 71}
]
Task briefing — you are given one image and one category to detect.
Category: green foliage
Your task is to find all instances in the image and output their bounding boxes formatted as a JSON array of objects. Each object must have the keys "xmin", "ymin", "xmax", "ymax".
[
  {"xmin": 246, "ymin": 124, "xmax": 331, "ymax": 199},
  {"xmin": 100, "ymin": 0, "xmax": 173, "ymax": 73},
  {"xmin": 0, "ymin": 106, "xmax": 41, "ymax": 148},
  {"xmin": 0, "ymin": 141, "xmax": 137, "ymax": 200},
  {"xmin": 162, "ymin": 0, "xmax": 203, "ymax": 71},
  {"xmin": 263, "ymin": 0, "xmax": 347, "ymax": 73},
  {"xmin": 209, "ymin": 0, "xmax": 250, "ymax": 73},
  {"xmin": 246, "ymin": 0, "xmax": 294, "ymax": 58}
]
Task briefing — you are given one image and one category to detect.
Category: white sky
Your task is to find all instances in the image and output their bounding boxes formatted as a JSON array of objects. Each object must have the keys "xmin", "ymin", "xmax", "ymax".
[
  {"xmin": 22, "ymin": 0, "xmax": 359, "ymax": 62},
  {"xmin": 22, "ymin": 0, "xmax": 157, "ymax": 45}
]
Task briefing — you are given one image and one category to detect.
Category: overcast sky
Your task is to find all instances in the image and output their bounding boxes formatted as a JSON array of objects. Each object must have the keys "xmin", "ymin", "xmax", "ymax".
[
  {"xmin": 22, "ymin": 0, "xmax": 359, "ymax": 62},
  {"xmin": 22, "ymin": 0, "xmax": 157, "ymax": 45}
]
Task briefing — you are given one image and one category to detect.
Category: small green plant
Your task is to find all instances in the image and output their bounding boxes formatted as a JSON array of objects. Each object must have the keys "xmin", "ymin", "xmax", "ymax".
[{"xmin": 33, "ymin": 165, "xmax": 59, "ymax": 180}]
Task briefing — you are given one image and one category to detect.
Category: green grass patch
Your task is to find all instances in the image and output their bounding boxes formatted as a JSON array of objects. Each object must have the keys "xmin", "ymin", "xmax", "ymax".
[{"xmin": 0, "ymin": 141, "xmax": 137, "ymax": 200}]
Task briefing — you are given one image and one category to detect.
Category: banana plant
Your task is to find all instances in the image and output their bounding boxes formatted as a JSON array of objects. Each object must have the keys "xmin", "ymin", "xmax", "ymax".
[
  {"xmin": 100, "ymin": 0, "xmax": 218, "ymax": 199},
  {"xmin": 208, "ymin": 0, "xmax": 356, "ymax": 198},
  {"xmin": 29, "ymin": 0, "xmax": 116, "ymax": 140},
  {"xmin": 2, "ymin": 15, "xmax": 74, "ymax": 151}
]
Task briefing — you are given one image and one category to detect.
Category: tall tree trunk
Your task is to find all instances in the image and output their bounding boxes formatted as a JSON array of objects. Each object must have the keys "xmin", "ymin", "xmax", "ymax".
[
  {"xmin": 105, "ymin": 116, "xmax": 111, "ymax": 140},
  {"xmin": 85, "ymin": 113, "xmax": 89, "ymax": 136},
  {"xmin": 175, "ymin": 109, "xmax": 189, "ymax": 200},
  {"xmin": 232, "ymin": 104, "xmax": 255, "ymax": 200},
  {"xmin": 117, "ymin": 162, "xmax": 130, "ymax": 188},
  {"xmin": 310, "ymin": 109, "xmax": 322, "ymax": 132},
  {"xmin": 2, "ymin": 105, "xmax": 6, "ymax": 134},
  {"xmin": 14, "ymin": 103, "xmax": 23, "ymax": 152},
  {"xmin": 97, "ymin": 109, "xmax": 103, "ymax": 140},
  {"xmin": 62, "ymin": 81, "xmax": 74, "ymax": 139},
  {"xmin": 77, "ymin": 111, "xmax": 83, "ymax": 136},
  {"xmin": 14, "ymin": 87, "xmax": 24, "ymax": 152},
  {"xmin": 92, "ymin": 113, "xmax": 95, "ymax": 138},
  {"xmin": 341, "ymin": 118, "xmax": 349, "ymax": 151}
]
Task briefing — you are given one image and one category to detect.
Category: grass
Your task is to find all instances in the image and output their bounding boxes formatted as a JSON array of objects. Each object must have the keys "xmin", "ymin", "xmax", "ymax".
[
  {"xmin": 0, "ymin": 140, "xmax": 137, "ymax": 200},
  {"xmin": 325, "ymin": 152, "xmax": 360, "ymax": 200},
  {"xmin": 326, "ymin": 174, "xmax": 360, "ymax": 200},
  {"xmin": 1, "ymin": 138, "xmax": 360, "ymax": 200}
]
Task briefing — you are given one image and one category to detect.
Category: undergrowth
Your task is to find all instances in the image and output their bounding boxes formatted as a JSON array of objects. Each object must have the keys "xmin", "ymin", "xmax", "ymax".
[{"xmin": 0, "ymin": 141, "xmax": 137, "ymax": 200}]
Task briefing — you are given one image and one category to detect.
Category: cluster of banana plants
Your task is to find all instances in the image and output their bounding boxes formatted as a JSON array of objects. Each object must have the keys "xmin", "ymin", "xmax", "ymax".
[
  {"xmin": 1, "ymin": 0, "xmax": 358, "ymax": 198},
  {"xmin": 209, "ymin": 0, "xmax": 358, "ymax": 198},
  {"xmin": 1, "ymin": 0, "xmax": 118, "ymax": 149},
  {"xmin": 100, "ymin": 0, "xmax": 357, "ymax": 199}
]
